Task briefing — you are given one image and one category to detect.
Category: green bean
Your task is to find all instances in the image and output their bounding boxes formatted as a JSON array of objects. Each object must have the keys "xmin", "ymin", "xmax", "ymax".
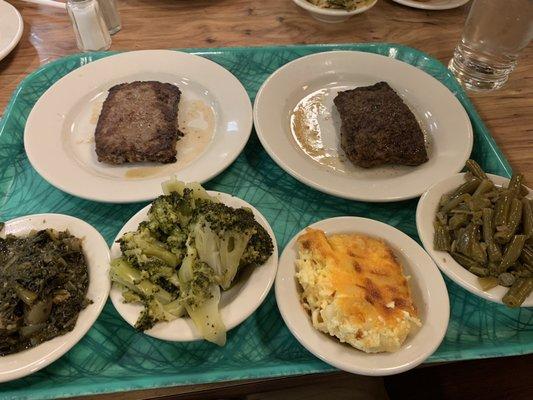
[
  {"xmin": 520, "ymin": 245, "xmax": 533, "ymax": 265},
  {"xmin": 452, "ymin": 178, "xmax": 481, "ymax": 198},
  {"xmin": 493, "ymin": 190, "xmax": 512, "ymax": 227},
  {"xmin": 486, "ymin": 192, "xmax": 502, "ymax": 205},
  {"xmin": 514, "ymin": 263, "xmax": 533, "ymax": 278},
  {"xmin": 498, "ymin": 235, "xmax": 527, "ymax": 273},
  {"xmin": 482, "ymin": 208, "xmax": 495, "ymax": 243},
  {"xmin": 456, "ymin": 224, "xmax": 476, "ymax": 256},
  {"xmin": 452, "ymin": 252, "xmax": 482, "ymax": 270},
  {"xmin": 487, "ymin": 242, "xmax": 503, "ymax": 263},
  {"xmin": 468, "ymin": 197, "xmax": 492, "ymax": 212},
  {"xmin": 494, "ymin": 198, "xmax": 523, "ymax": 244},
  {"xmin": 478, "ymin": 276, "xmax": 499, "ymax": 291},
  {"xmin": 464, "ymin": 171, "xmax": 475, "ymax": 182},
  {"xmin": 449, "ymin": 213, "xmax": 469, "ymax": 230},
  {"xmin": 465, "ymin": 159, "xmax": 487, "ymax": 180},
  {"xmin": 488, "ymin": 261, "xmax": 500, "ymax": 275},
  {"xmin": 472, "ymin": 179, "xmax": 494, "ymax": 198},
  {"xmin": 471, "ymin": 242, "xmax": 487, "ymax": 264},
  {"xmin": 471, "ymin": 211, "xmax": 483, "ymax": 225},
  {"xmin": 439, "ymin": 193, "xmax": 452, "ymax": 208},
  {"xmin": 519, "ymin": 185, "xmax": 529, "ymax": 198},
  {"xmin": 435, "ymin": 211, "xmax": 447, "ymax": 226},
  {"xmin": 522, "ymin": 198, "xmax": 533, "ymax": 242},
  {"xmin": 502, "ymin": 278, "xmax": 533, "ymax": 307},
  {"xmin": 441, "ymin": 194, "xmax": 471, "ymax": 214},
  {"xmin": 508, "ymin": 173, "xmax": 524, "ymax": 196},
  {"xmin": 524, "ymin": 263, "xmax": 533, "ymax": 273},
  {"xmin": 469, "ymin": 266, "xmax": 489, "ymax": 277},
  {"xmin": 434, "ymin": 221, "xmax": 451, "ymax": 252}
]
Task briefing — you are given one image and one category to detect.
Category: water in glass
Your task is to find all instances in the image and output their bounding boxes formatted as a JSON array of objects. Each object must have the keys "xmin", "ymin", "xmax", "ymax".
[{"xmin": 449, "ymin": 0, "xmax": 533, "ymax": 91}]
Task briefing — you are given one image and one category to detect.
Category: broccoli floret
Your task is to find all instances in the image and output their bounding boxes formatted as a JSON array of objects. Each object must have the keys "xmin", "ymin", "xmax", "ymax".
[
  {"xmin": 110, "ymin": 259, "xmax": 185, "ymax": 331},
  {"xmin": 147, "ymin": 190, "xmax": 195, "ymax": 236},
  {"xmin": 240, "ymin": 221, "xmax": 274, "ymax": 267},
  {"xmin": 135, "ymin": 298, "xmax": 184, "ymax": 331},
  {"xmin": 110, "ymin": 258, "xmax": 176, "ymax": 304},
  {"xmin": 191, "ymin": 202, "xmax": 258, "ymax": 289},
  {"xmin": 119, "ymin": 224, "xmax": 179, "ymax": 269}
]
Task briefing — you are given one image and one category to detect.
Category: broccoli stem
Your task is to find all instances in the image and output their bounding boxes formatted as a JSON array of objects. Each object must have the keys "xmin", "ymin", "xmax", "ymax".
[
  {"xmin": 133, "ymin": 236, "xmax": 179, "ymax": 267},
  {"xmin": 110, "ymin": 259, "xmax": 174, "ymax": 304}
]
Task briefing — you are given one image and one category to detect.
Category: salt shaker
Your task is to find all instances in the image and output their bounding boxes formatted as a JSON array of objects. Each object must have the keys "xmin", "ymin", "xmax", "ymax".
[
  {"xmin": 97, "ymin": 0, "xmax": 122, "ymax": 35},
  {"xmin": 66, "ymin": 0, "xmax": 111, "ymax": 52}
]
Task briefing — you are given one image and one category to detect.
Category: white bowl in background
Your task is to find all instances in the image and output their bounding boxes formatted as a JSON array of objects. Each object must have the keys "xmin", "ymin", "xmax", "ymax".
[{"xmin": 292, "ymin": 0, "xmax": 378, "ymax": 23}]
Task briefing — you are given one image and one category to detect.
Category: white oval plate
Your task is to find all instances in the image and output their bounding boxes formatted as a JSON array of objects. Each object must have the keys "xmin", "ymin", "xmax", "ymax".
[
  {"xmin": 417, "ymin": 173, "xmax": 533, "ymax": 307},
  {"xmin": 392, "ymin": 0, "xmax": 470, "ymax": 10},
  {"xmin": 254, "ymin": 50, "xmax": 473, "ymax": 202},
  {"xmin": 275, "ymin": 216, "xmax": 449, "ymax": 376},
  {"xmin": 24, "ymin": 50, "xmax": 253, "ymax": 203},
  {"xmin": 0, "ymin": 214, "xmax": 110, "ymax": 383},
  {"xmin": 110, "ymin": 191, "xmax": 279, "ymax": 341},
  {"xmin": 0, "ymin": 0, "xmax": 23, "ymax": 61}
]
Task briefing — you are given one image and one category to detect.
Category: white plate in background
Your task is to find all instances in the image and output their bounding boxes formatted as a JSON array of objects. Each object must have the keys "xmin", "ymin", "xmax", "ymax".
[
  {"xmin": 254, "ymin": 51, "xmax": 473, "ymax": 202},
  {"xmin": 0, "ymin": 214, "xmax": 110, "ymax": 383},
  {"xmin": 110, "ymin": 191, "xmax": 279, "ymax": 341},
  {"xmin": 416, "ymin": 173, "xmax": 533, "ymax": 307},
  {"xmin": 275, "ymin": 216, "xmax": 449, "ymax": 376},
  {"xmin": 0, "ymin": 0, "xmax": 23, "ymax": 61},
  {"xmin": 392, "ymin": 0, "xmax": 470, "ymax": 10},
  {"xmin": 24, "ymin": 50, "xmax": 253, "ymax": 203}
]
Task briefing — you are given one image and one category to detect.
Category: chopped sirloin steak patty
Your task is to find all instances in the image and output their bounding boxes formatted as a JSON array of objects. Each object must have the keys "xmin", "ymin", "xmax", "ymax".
[
  {"xmin": 95, "ymin": 81, "xmax": 182, "ymax": 165},
  {"xmin": 333, "ymin": 82, "xmax": 428, "ymax": 168}
]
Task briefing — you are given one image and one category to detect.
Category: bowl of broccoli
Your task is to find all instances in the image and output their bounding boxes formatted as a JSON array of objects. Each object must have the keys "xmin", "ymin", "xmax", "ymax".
[{"xmin": 109, "ymin": 180, "xmax": 278, "ymax": 346}]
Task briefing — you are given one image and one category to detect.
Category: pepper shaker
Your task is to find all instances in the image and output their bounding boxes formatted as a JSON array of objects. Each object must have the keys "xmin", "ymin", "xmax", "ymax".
[
  {"xmin": 66, "ymin": 0, "xmax": 111, "ymax": 52},
  {"xmin": 97, "ymin": 0, "xmax": 122, "ymax": 35}
]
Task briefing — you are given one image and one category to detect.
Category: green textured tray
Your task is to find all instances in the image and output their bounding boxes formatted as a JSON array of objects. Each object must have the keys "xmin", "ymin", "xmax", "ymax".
[{"xmin": 0, "ymin": 44, "xmax": 531, "ymax": 400}]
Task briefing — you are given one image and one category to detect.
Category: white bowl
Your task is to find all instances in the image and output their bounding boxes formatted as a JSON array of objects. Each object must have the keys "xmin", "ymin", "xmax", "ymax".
[
  {"xmin": 416, "ymin": 173, "xmax": 533, "ymax": 307},
  {"xmin": 110, "ymin": 191, "xmax": 279, "ymax": 342},
  {"xmin": 0, "ymin": 214, "xmax": 110, "ymax": 383},
  {"xmin": 292, "ymin": 0, "xmax": 378, "ymax": 23},
  {"xmin": 275, "ymin": 216, "xmax": 450, "ymax": 376}
]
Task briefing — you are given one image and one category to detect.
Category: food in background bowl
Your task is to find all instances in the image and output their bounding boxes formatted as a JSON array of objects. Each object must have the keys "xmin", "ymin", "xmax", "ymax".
[
  {"xmin": 295, "ymin": 228, "xmax": 421, "ymax": 353},
  {"xmin": 307, "ymin": 0, "xmax": 374, "ymax": 10},
  {"xmin": 433, "ymin": 159, "xmax": 533, "ymax": 307}
]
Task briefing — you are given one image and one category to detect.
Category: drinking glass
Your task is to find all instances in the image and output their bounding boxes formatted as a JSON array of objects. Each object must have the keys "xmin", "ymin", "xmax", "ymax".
[{"xmin": 449, "ymin": 0, "xmax": 533, "ymax": 91}]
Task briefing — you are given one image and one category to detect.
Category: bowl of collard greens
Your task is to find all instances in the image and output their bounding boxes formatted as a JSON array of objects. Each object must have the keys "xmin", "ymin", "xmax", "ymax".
[{"xmin": 0, "ymin": 214, "xmax": 110, "ymax": 383}]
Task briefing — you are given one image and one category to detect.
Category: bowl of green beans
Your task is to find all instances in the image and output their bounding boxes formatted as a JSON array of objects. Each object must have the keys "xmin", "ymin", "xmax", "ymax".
[{"xmin": 416, "ymin": 160, "xmax": 533, "ymax": 308}]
